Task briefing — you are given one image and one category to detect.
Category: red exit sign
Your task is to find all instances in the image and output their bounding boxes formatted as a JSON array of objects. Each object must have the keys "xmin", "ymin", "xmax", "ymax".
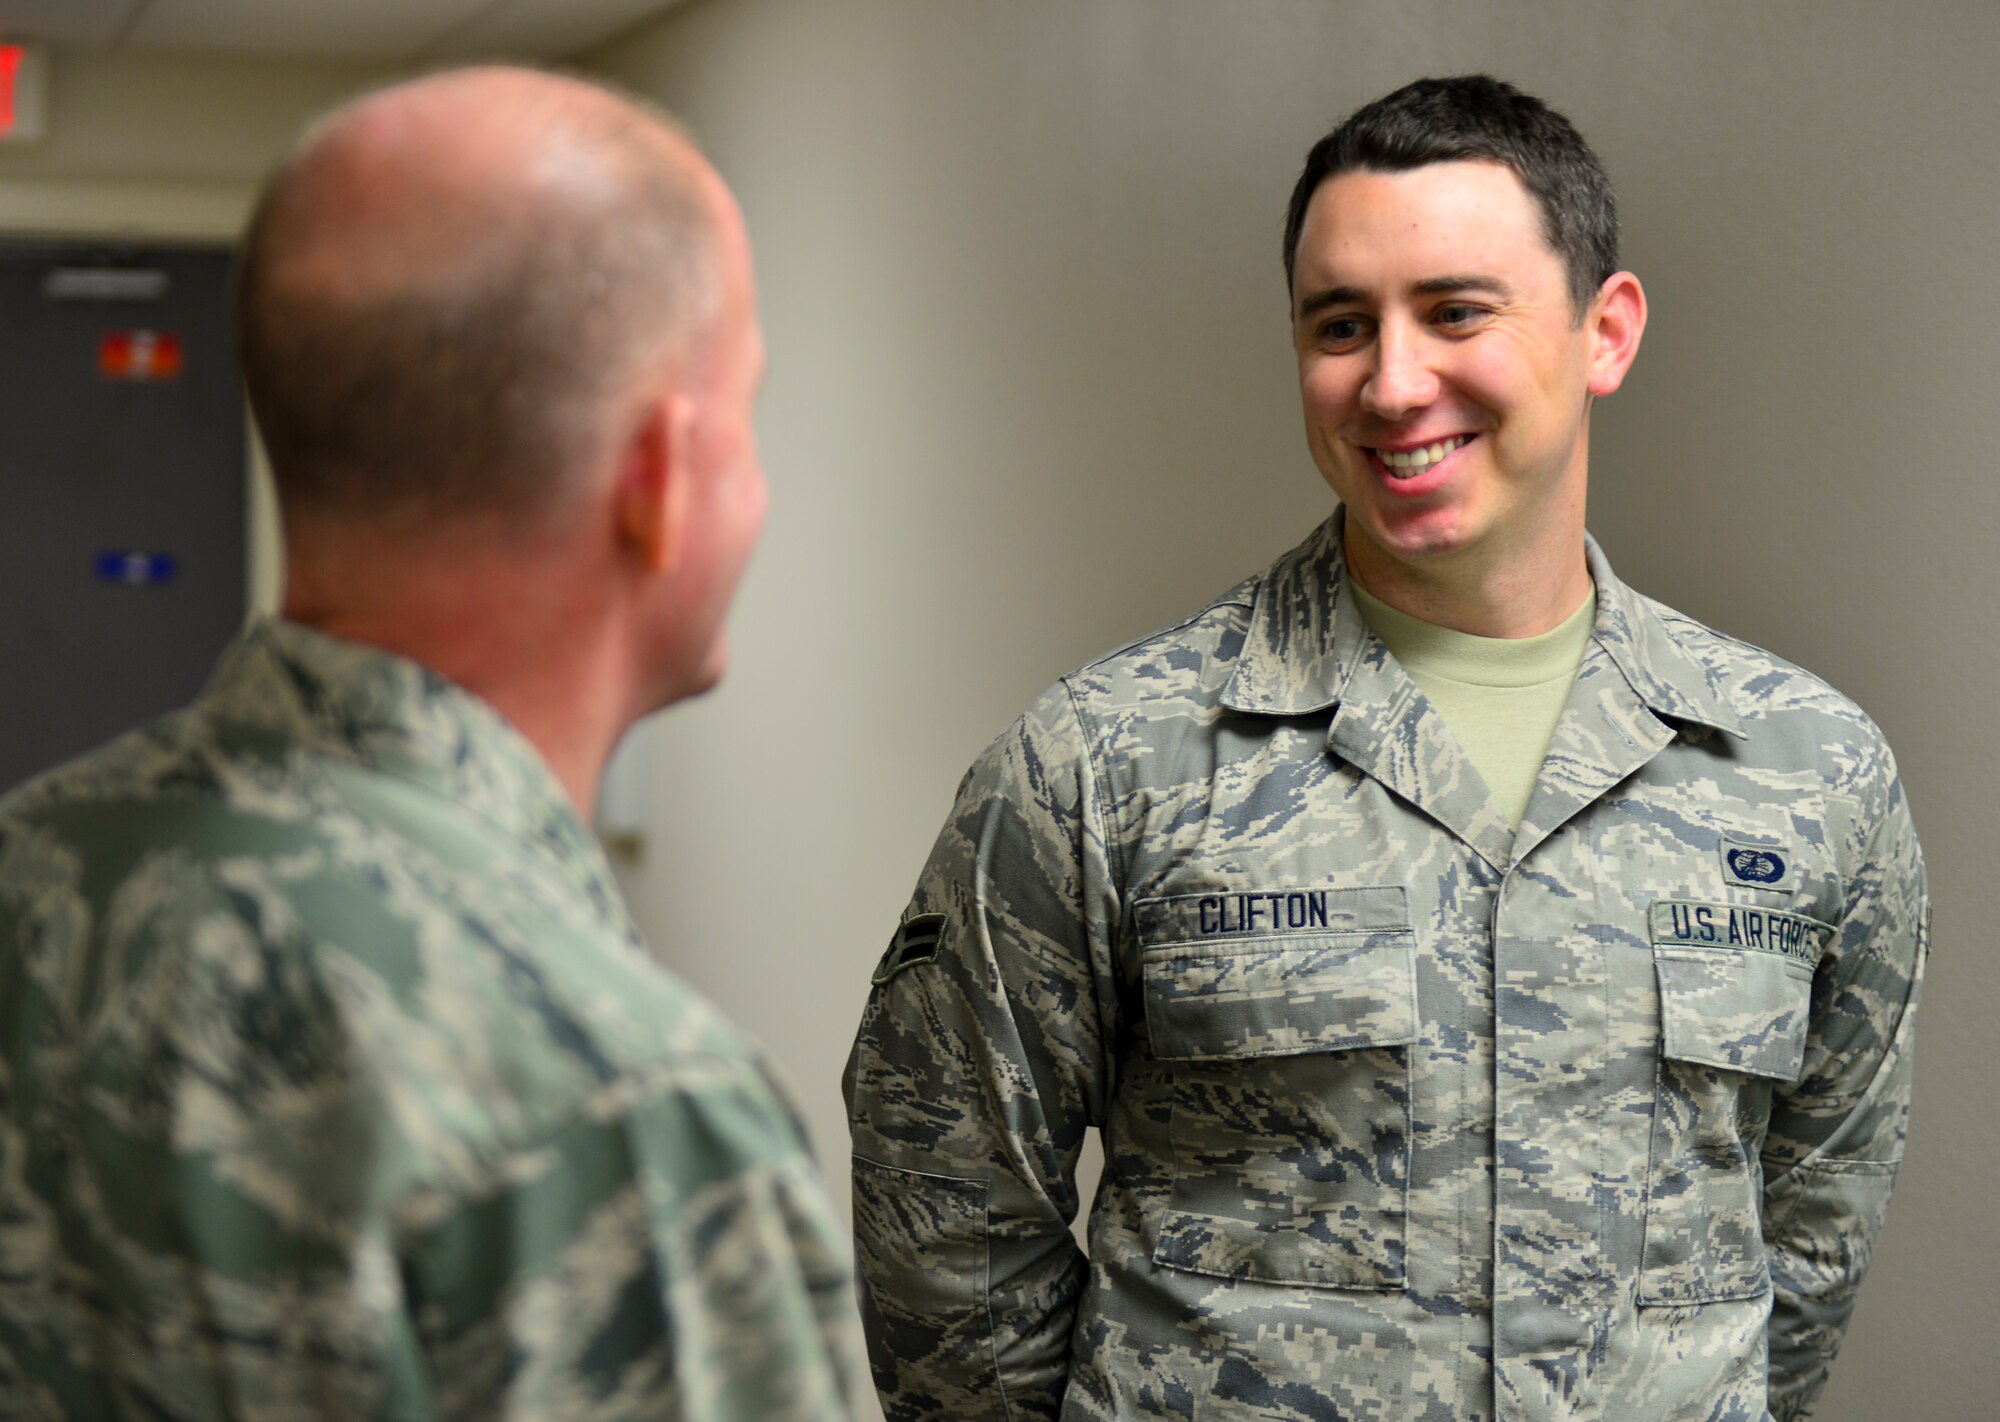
[{"xmin": 0, "ymin": 43, "xmax": 47, "ymax": 145}]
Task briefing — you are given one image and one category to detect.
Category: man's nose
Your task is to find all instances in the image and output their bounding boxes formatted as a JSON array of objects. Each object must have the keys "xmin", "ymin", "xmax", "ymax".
[{"xmin": 1359, "ymin": 325, "xmax": 1439, "ymax": 420}]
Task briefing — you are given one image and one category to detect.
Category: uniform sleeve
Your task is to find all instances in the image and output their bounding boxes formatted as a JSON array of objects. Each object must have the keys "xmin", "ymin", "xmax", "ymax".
[
  {"xmin": 843, "ymin": 681, "xmax": 1122, "ymax": 1422},
  {"xmin": 1760, "ymin": 769, "xmax": 1929, "ymax": 1421},
  {"xmin": 405, "ymin": 1056, "xmax": 862, "ymax": 1422}
]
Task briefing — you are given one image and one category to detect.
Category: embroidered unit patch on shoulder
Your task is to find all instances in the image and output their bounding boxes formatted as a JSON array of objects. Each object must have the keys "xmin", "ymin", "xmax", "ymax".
[
  {"xmin": 873, "ymin": 913, "xmax": 948, "ymax": 985},
  {"xmin": 1720, "ymin": 838, "xmax": 1797, "ymax": 891}
]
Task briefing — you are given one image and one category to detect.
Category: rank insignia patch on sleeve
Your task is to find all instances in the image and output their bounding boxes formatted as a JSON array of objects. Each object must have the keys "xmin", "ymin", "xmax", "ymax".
[{"xmin": 872, "ymin": 913, "xmax": 947, "ymax": 985}]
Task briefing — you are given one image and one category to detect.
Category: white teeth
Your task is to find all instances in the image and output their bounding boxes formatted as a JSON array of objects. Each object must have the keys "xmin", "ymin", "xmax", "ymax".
[{"xmin": 1375, "ymin": 434, "xmax": 1470, "ymax": 475}]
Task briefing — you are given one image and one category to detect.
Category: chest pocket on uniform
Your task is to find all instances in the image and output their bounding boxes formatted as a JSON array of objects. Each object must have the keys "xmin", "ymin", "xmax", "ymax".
[
  {"xmin": 1640, "ymin": 900, "xmax": 1832, "ymax": 1306},
  {"xmin": 1139, "ymin": 885, "xmax": 1417, "ymax": 1292}
]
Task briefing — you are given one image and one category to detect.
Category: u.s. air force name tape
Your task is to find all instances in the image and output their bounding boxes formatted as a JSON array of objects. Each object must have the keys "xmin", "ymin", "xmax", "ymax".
[{"xmin": 1650, "ymin": 899, "xmax": 1832, "ymax": 967}]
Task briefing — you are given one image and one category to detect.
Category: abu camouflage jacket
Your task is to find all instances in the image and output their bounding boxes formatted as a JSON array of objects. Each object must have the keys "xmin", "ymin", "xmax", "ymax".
[
  {"xmin": 845, "ymin": 517, "xmax": 1927, "ymax": 1422},
  {"xmin": 0, "ymin": 619, "xmax": 858, "ymax": 1421}
]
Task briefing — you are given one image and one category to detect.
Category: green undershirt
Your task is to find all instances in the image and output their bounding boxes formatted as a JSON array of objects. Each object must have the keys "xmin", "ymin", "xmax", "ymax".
[{"xmin": 1350, "ymin": 581, "xmax": 1597, "ymax": 829}]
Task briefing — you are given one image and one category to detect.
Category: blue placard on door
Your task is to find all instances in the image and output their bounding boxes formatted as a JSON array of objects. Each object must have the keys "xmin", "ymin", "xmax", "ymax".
[{"xmin": 95, "ymin": 550, "xmax": 178, "ymax": 585}]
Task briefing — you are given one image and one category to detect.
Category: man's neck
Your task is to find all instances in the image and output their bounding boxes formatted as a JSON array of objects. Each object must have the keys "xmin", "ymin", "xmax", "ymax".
[
  {"xmin": 285, "ymin": 565, "xmax": 630, "ymax": 821},
  {"xmin": 1344, "ymin": 536, "xmax": 1594, "ymax": 639}
]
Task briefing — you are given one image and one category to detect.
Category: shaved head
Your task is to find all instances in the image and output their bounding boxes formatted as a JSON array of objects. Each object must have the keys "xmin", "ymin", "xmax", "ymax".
[{"xmin": 237, "ymin": 66, "xmax": 724, "ymax": 529}]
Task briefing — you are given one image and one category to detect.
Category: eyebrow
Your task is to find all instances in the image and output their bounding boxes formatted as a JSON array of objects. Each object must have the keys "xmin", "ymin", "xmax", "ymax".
[{"xmin": 1293, "ymin": 273, "xmax": 1515, "ymax": 321}]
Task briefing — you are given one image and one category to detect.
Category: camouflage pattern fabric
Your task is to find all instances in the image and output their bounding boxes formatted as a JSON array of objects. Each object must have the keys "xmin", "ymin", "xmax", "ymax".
[
  {"xmin": 0, "ymin": 619, "xmax": 858, "ymax": 1421},
  {"xmin": 845, "ymin": 516, "xmax": 1927, "ymax": 1422}
]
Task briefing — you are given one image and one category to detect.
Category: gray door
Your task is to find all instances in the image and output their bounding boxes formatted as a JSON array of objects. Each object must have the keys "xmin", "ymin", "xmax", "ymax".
[{"xmin": 0, "ymin": 241, "xmax": 245, "ymax": 795}]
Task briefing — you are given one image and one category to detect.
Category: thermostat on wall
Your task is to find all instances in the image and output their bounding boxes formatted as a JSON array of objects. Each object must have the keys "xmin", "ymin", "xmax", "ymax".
[{"xmin": 0, "ymin": 42, "xmax": 47, "ymax": 146}]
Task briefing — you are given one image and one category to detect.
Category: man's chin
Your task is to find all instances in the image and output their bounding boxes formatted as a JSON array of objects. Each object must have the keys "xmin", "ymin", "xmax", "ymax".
[
  {"xmin": 1346, "ymin": 503, "xmax": 1480, "ymax": 571},
  {"xmin": 650, "ymin": 638, "xmax": 730, "ymax": 712}
]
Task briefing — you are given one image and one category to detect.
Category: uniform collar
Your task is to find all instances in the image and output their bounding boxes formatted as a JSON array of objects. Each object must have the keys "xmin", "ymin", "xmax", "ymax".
[
  {"xmin": 1581, "ymin": 537, "xmax": 1745, "ymax": 740},
  {"xmin": 201, "ymin": 618, "xmax": 625, "ymax": 907},
  {"xmin": 1220, "ymin": 513, "xmax": 1745, "ymax": 740}
]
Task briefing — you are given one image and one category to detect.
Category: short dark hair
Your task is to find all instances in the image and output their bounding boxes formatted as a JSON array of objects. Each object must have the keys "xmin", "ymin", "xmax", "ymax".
[
  {"xmin": 235, "ymin": 74, "xmax": 718, "ymax": 527},
  {"xmin": 1282, "ymin": 75, "xmax": 1618, "ymax": 317}
]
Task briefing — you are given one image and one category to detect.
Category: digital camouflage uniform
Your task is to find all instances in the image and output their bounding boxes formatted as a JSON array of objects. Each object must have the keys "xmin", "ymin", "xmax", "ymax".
[
  {"xmin": 845, "ymin": 517, "xmax": 1927, "ymax": 1422},
  {"xmin": 0, "ymin": 619, "xmax": 858, "ymax": 1421}
]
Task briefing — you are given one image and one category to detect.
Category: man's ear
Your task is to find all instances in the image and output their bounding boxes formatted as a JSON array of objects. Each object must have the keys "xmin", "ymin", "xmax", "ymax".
[
  {"xmin": 616, "ymin": 391, "xmax": 698, "ymax": 574},
  {"xmin": 1586, "ymin": 271, "xmax": 1647, "ymax": 397}
]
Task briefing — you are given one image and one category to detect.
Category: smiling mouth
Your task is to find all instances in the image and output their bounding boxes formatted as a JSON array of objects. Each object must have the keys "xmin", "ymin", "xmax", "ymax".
[{"xmin": 1369, "ymin": 434, "xmax": 1473, "ymax": 479}]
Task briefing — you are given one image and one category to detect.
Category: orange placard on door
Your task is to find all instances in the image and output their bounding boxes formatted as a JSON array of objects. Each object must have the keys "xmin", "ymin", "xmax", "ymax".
[{"xmin": 99, "ymin": 330, "xmax": 184, "ymax": 381}]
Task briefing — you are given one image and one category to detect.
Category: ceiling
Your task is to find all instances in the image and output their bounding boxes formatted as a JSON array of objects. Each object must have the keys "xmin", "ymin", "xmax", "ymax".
[{"xmin": 0, "ymin": 0, "xmax": 689, "ymax": 63}]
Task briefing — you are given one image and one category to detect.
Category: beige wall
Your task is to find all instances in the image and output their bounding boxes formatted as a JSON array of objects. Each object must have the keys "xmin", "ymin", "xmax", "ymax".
[
  {"xmin": 0, "ymin": 47, "xmax": 413, "ymax": 615},
  {"xmin": 0, "ymin": 47, "xmax": 407, "ymax": 230},
  {"xmin": 588, "ymin": 2, "xmax": 2000, "ymax": 1417}
]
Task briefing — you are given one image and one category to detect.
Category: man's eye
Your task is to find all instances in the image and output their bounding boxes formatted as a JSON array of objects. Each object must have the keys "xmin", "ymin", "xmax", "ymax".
[
  {"xmin": 1435, "ymin": 304, "xmax": 1486, "ymax": 328},
  {"xmin": 1318, "ymin": 317, "xmax": 1366, "ymax": 346}
]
